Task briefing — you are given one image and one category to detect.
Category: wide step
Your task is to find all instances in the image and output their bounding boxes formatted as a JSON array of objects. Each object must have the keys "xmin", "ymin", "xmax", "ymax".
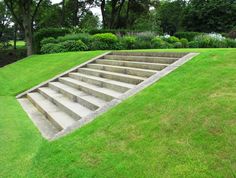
[
  {"xmin": 49, "ymin": 81, "xmax": 107, "ymax": 110},
  {"xmin": 86, "ymin": 63, "xmax": 157, "ymax": 78},
  {"xmin": 27, "ymin": 92, "xmax": 76, "ymax": 130},
  {"xmin": 103, "ymin": 55, "xmax": 178, "ymax": 64},
  {"xmin": 69, "ymin": 72, "xmax": 135, "ymax": 93},
  {"xmin": 78, "ymin": 68, "xmax": 145, "ymax": 85},
  {"xmin": 59, "ymin": 77, "xmax": 122, "ymax": 101},
  {"xmin": 95, "ymin": 59, "xmax": 168, "ymax": 70},
  {"xmin": 38, "ymin": 87, "xmax": 92, "ymax": 120}
]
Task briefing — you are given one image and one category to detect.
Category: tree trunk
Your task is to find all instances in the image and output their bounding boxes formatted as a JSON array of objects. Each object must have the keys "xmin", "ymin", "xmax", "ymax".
[
  {"xmin": 61, "ymin": 0, "xmax": 65, "ymax": 27},
  {"xmin": 21, "ymin": 1, "xmax": 33, "ymax": 56},
  {"xmin": 13, "ymin": 23, "xmax": 17, "ymax": 50},
  {"xmin": 101, "ymin": 0, "xmax": 106, "ymax": 28}
]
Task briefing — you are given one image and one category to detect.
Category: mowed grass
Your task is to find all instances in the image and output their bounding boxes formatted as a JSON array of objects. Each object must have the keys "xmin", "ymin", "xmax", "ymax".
[
  {"xmin": 0, "ymin": 49, "xmax": 236, "ymax": 177},
  {"xmin": 9, "ymin": 40, "xmax": 26, "ymax": 48}
]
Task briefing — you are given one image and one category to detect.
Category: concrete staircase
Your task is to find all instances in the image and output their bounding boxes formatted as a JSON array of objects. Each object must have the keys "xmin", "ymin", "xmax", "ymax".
[{"xmin": 17, "ymin": 52, "xmax": 198, "ymax": 140}]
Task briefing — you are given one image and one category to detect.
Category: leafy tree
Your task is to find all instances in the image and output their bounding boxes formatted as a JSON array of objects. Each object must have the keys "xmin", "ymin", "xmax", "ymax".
[
  {"xmin": 80, "ymin": 11, "xmax": 100, "ymax": 30},
  {"xmin": 0, "ymin": 1, "xmax": 12, "ymax": 48},
  {"xmin": 4, "ymin": 0, "xmax": 44, "ymax": 55},
  {"xmin": 183, "ymin": 0, "xmax": 236, "ymax": 33},
  {"xmin": 159, "ymin": 0, "xmax": 186, "ymax": 35}
]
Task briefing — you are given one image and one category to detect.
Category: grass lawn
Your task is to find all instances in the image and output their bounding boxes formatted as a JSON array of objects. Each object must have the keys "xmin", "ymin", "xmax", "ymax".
[
  {"xmin": 9, "ymin": 40, "xmax": 26, "ymax": 49},
  {"xmin": 0, "ymin": 48, "xmax": 236, "ymax": 177}
]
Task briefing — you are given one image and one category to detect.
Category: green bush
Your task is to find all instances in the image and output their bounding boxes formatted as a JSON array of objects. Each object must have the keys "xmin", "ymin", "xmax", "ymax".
[
  {"xmin": 173, "ymin": 42, "xmax": 183, "ymax": 48},
  {"xmin": 136, "ymin": 32, "xmax": 156, "ymax": 42},
  {"xmin": 121, "ymin": 36, "xmax": 137, "ymax": 49},
  {"xmin": 34, "ymin": 28, "xmax": 70, "ymax": 53},
  {"xmin": 92, "ymin": 33, "xmax": 118, "ymax": 43},
  {"xmin": 174, "ymin": 32, "xmax": 203, "ymax": 41},
  {"xmin": 60, "ymin": 40, "xmax": 88, "ymax": 51},
  {"xmin": 57, "ymin": 33, "xmax": 92, "ymax": 46},
  {"xmin": 91, "ymin": 33, "xmax": 119, "ymax": 50},
  {"xmin": 188, "ymin": 41, "xmax": 199, "ymax": 48},
  {"xmin": 226, "ymin": 39, "xmax": 236, "ymax": 48},
  {"xmin": 40, "ymin": 37, "xmax": 58, "ymax": 46},
  {"xmin": 180, "ymin": 38, "xmax": 189, "ymax": 48},
  {"xmin": 164, "ymin": 36, "xmax": 180, "ymax": 44},
  {"xmin": 41, "ymin": 43, "xmax": 65, "ymax": 54},
  {"xmin": 194, "ymin": 35, "xmax": 227, "ymax": 48},
  {"xmin": 151, "ymin": 37, "xmax": 167, "ymax": 48}
]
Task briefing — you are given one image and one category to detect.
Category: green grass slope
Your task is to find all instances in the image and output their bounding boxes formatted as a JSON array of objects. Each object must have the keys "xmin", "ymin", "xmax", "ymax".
[{"xmin": 0, "ymin": 49, "xmax": 235, "ymax": 177}]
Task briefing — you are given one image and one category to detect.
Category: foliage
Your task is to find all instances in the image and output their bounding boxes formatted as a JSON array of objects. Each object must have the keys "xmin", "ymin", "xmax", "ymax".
[
  {"xmin": 40, "ymin": 43, "xmax": 65, "ymax": 54},
  {"xmin": 121, "ymin": 36, "xmax": 137, "ymax": 49},
  {"xmin": 151, "ymin": 37, "xmax": 169, "ymax": 49},
  {"xmin": 180, "ymin": 38, "xmax": 189, "ymax": 48},
  {"xmin": 163, "ymin": 36, "xmax": 180, "ymax": 44},
  {"xmin": 227, "ymin": 27, "xmax": 236, "ymax": 39},
  {"xmin": 57, "ymin": 33, "xmax": 92, "ymax": 46},
  {"xmin": 183, "ymin": 0, "xmax": 236, "ymax": 33},
  {"xmin": 174, "ymin": 32, "xmax": 202, "ymax": 41},
  {"xmin": 34, "ymin": 28, "xmax": 70, "ymax": 53},
  {"xmin": 159, "ymin": 0, "xmax": 186, "ymax": 34},
  {"xmin": 41, "ymin": 39, "xmax": 88, "ymax": 54},
  {"xmin": 40, "ymin": 37, "xmax": 58, "ymax": 46},
  {"xmin": 92, "ymin": 33, "xmax": 118, "ymax": 43},
  {"xmin": 91, "ymin": 33, "xmax": 120, "ymax": 50},
  {"xmin": 60, "ymin": 40, "xmax": 88, "ymax": 52},
  {"xmin": 225, "ymin": 39, "xmax": 236, "ymax": 48},
  {"xmin": 191, "ymin": 34, "xmax": 227, "ymax": 48}
]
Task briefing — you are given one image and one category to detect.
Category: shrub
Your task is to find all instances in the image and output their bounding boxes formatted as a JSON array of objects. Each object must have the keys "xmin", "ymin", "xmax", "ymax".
[
  {"xmin": 174, "ymin": 32, "xmax": 202, "ymax": 41},
  {"xmin": 226, "ymin": 39, "xmax": 236, "ymax": 48},
  {"xmin": 91, "ymin": 33, "xmax": 119, "ymax": 50},
  {"xmin": 60, "ymin": 40, "xmax": 88, "ymax": 51},
  {"xmin": 163, "ymin": 36, "xmax": 180, "ymax": 44},
  {"xmin": 92, "ymin": 33, "xmax": 118, "ymax": 43},
  {"xmin": 188, "ymin": 41, "xmax": 199, "ymax": 48},
  {"xmin": 121, "ymin": 36, "xmax": 137, "ymax": 49},
  {"xmin": 41, "ymin": 43, "xmax": 65, "ymax": 54},
  {"xmin": 34, "ymin": 28, "xmax": 70, "ymax": 53},
  {"xmin": 57, "ymin": 33, "xmax": 92, "ymax": 46},
  {"xmin": 192, "ymin": 34, "xmax": 227, "ymax": 48},
  {"xmin": 180, "ymin": 38, "xmax": 189, "ymax": 48},
  {"xmin": 173, "ymin": 42, "xmax": 183, "ymax": 48},
  {"xmin": 151, "ymin": 37, "xmax": 168, "ymax": 48},
  {"xmin": 136, "ymin": 31, "xmax": 156, "ymax": 42},
  {"xmin": 40, "ymin": 37, "xmax": 58, "ymax": 46}
]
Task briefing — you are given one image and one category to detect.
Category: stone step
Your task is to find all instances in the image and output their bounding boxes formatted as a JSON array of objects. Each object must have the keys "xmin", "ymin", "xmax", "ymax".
[
  {"xmin": 49, "ymin": 82, "xmax": 107, "ymax": 111},
  {"xmin": 103, "ymin": 55, "xmax": 178, "ymax": 64},
  {"xmin": 110, "ymin": 52, "xmax": 186, "ymax": 58},
  {"xmin": 95, "ymin": 59, "xmax": 168, "ymax": 71},
  {"xmin": 86, "ymin": 63, "xmax": 157, "ymax": 78},
  {"xmin": 59, "ymin": 77, "xmax": 122, "ymax": 101},
  {"xmin": 69, "ymin": 72, "xmax": 134, "ymax": 93},
  {"xmin": 18, "ymin": 98, "xmax": 59, "ymax": 139},
  {"xmin": 27, "ymin": 92, "xmax": 76, "ymax": 130},
  {"xmin": 38, "ymin": 87, "xmax": 92, "ymax": 120},
  {"xmin": 78, "ymin": 68, "xmax": 145, "ymax": 85}
]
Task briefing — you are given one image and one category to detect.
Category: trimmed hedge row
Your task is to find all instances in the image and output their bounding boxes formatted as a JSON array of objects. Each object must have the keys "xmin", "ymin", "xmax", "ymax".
[
  {"xmin": 34, "ymin": 28, "xmax": 70, "ymax": 53},
  {"xmin": 40, "ymin": 32, "xmax": 236, "ymax": 54}
]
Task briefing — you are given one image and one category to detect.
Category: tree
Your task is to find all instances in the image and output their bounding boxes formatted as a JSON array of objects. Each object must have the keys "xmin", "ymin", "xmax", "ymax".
[
  {"xmin": 80, "ymin": 11, "xmax": 99, "ymax": 30},
  {"xmin": 4, "ymin": 0, "xmax": 43, "ymax": 55},
  {"xmin": 159, "ymin": 0, "xmax": 186, "ymax": 35},
  {"xmin": 183, "ymin": 0, "xmax": 236, "ymax": 33},
  {"xmin": 0, "ymin": 1, "xmax": 11, "ymax": 48}
]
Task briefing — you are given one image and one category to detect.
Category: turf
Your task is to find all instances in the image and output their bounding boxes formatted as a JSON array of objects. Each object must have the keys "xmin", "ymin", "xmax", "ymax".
[{"xmin": 0, "ymin": 49, "xmax": 236, "ymax": 177}]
